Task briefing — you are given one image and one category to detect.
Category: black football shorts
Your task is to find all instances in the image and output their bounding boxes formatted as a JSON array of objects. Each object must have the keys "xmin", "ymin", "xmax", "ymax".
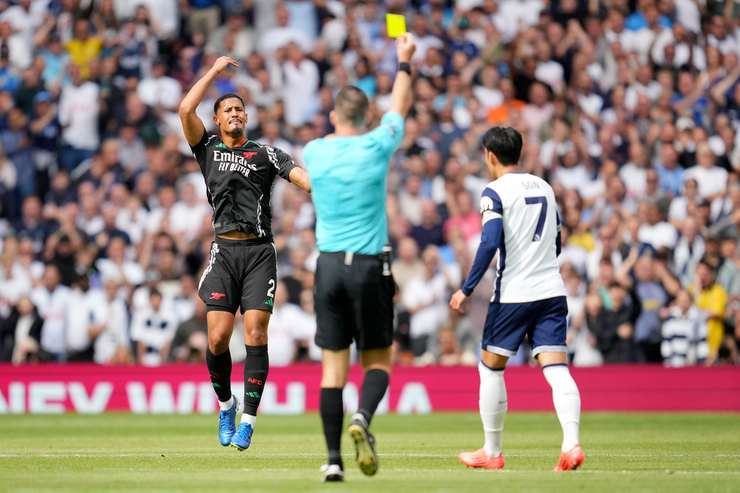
[
  {"xmin": 198, "ymin": 237, "xmax": 277, "ymax": 314},
  {"xmin": 314, "ymin": 251, "xmax": 395, "ymax": 351}
]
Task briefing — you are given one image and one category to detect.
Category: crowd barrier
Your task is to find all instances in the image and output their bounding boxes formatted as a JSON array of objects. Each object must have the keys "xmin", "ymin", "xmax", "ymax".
[{"xmin": 1, "ymin": 364, "xmax": 738, "ymax": 414}]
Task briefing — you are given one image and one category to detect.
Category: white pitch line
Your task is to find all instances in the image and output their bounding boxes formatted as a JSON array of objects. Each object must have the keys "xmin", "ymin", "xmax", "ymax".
[{"xmin": 1, "ymin": 452, "xmax": 739, "ymax": 461}]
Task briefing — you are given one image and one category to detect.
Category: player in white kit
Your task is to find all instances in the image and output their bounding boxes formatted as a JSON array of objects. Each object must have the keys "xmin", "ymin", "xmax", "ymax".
[{"xmin": 449, "ymin": 127, "xmax": 585, "ymax": 472}]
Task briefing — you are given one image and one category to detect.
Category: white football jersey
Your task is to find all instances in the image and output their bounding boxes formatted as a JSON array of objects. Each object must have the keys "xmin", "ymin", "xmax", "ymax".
[{"xmin": 480, "ymin": 172, "xmax": 566, "ymax": 303}]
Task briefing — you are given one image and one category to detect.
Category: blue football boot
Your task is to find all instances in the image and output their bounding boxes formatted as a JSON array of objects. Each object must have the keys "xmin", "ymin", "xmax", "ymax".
[
  {"xmin": 230, "ymin": 422, "xmax": 254, "ymax": 451},
  {"xmin": 218, "ymin": 396, "xmax": 239, "ymax": 446}
]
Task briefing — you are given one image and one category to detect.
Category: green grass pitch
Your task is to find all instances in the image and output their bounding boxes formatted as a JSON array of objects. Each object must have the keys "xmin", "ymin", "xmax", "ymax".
[{"xmin": 1, "ymin": 413, "xmax": 738, "ymax": 492}]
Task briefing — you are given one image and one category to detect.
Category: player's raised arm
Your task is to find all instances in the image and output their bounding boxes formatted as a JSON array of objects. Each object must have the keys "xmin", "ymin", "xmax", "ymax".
[
  {"xmin": 178, "ymin": 56, "xmax": 239, "ymax": 146},
  {"xmin": 389, "ymin": 33, "xmax": 416, "ymax": 118}
]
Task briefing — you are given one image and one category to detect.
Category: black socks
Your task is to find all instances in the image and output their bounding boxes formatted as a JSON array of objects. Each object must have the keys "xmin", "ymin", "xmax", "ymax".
[
  {"xmin": 358, "ymin": 369, "xmax": 389, "ymax": 425},
  {"xmin": 206, "ymin": 348, "xmax": 232, "ymax": 402},
  {"xmin": 243, "ymin": 344, "xmax": 269, "ymax": 416},
  {"xmin": 320, "ymin": 387, "xmax": 344, "ymax": 468}
]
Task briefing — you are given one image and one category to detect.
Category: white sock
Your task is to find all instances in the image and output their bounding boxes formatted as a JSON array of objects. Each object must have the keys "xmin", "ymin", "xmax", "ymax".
[
  {"xmin": 542, "ymin": 364, "xmax": 581, "ymax": 452},
  {"xmin": 218, "ymin": 395, "xmax": 234, "ymax": 411},
  {"xmin": 241, "ymin": 413, "xmax": 256, "ymax": 426},
  {"xmin": 478, "ymin": 362, "xmax": 507, "ymax": 458}
]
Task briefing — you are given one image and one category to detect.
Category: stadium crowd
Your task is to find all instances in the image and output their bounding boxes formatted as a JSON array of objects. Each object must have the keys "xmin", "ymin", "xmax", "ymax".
[{"xmin": 0, "ymin": 0, "xmax": 738, "ymax": 368}]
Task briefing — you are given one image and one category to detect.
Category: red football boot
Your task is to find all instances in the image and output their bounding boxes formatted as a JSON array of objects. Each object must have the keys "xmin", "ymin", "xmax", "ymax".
[
  {"xmin": 458, "ymin": 449, "xmax": 505, "ymax": 470},
  {"xmin": 554, "ymin": 444, "xmax": 585, "ymax": 472}
]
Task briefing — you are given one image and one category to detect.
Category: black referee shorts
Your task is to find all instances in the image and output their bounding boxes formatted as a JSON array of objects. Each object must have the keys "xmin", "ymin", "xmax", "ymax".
[
  {"xmin": 314, "ymin": 251, "xmax": 396, "ymax": 351},
  {"xmin": 197, "ymin": 236, "xmax": 277, "ymax": 314}
]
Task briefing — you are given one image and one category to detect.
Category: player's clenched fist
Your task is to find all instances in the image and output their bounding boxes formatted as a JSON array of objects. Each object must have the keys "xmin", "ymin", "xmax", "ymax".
[
  {"xmin": 396, "ymin": 33, "xmax": 416, "ymax": 63},
  {"xmin": 211, "ymin": 56, "xmax": 239, "ymax": 74}
]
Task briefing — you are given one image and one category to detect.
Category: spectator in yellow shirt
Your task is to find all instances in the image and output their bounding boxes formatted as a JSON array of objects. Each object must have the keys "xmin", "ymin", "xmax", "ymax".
[
  {"xmin": 692, "ymin": 258, "xmax": 728, "ymax": 365},
  {"xmin": 65, "ymin": 19, "xmax": 101, "ymax": 79}
]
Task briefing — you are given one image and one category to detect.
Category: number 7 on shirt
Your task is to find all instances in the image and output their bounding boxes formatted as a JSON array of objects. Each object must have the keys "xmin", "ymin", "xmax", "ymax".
[{"xmin": 524, "ymin": 196, "xmax": 547, "ymax": 242}]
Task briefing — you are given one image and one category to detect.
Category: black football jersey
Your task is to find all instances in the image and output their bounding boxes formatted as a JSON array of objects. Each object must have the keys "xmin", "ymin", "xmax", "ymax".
[{"xmin": 190, "ymin": 133, "xmax": 296, "ymax": 237}]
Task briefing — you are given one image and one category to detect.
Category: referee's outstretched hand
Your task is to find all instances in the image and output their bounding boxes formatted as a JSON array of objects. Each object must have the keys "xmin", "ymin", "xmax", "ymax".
[
  {"xmin": 211, "ymin": 56, "xmax": 239, "ymax": 74},
  {"xmin": 396, "ymin": 33, "xmax": 416, "ymax": 63}
]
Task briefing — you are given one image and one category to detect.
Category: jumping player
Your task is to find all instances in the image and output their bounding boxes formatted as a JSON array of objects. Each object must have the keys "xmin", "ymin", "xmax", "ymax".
[
  {"xmin": 449, "ymin": 127, "xmax": 585, "ymax": 472},
  {"xmin": 178, "ymin": 56, "xmax": 311, "ymax": 451}
]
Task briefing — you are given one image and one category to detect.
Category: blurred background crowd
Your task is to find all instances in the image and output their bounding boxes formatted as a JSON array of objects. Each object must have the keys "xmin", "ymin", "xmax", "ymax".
[{"xmin": 0, "ymin": 0, "xmax": 738, "ymax": 367}]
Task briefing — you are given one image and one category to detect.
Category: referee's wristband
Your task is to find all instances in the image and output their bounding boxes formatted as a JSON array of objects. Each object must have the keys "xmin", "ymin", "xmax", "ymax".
[{"xmin": 398, "ymin": 62, "xmax": 411, "ymax": 75}]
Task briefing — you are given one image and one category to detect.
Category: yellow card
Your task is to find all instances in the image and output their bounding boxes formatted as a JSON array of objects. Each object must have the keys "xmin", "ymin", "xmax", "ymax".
[{"xmin": 386, "ymin": 13, "xmax": 406, "ymax": 39}]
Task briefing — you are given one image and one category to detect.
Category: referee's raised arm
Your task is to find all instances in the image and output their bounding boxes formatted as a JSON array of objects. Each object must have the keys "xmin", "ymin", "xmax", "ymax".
[{"xmin": 389, "ymin": 34, "xmax": 416, "ymax": 118}]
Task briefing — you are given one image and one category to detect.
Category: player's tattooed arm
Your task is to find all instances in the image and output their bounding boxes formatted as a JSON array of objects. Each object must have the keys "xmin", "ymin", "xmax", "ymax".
[{"xmin": 288, "ymin": 167, "xmax": 312, "ymax": 194}]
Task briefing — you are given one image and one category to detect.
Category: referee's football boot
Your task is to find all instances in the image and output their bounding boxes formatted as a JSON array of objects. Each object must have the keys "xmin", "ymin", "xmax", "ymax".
[
  {"xmin": 230, "ymin": 422, "xmax": 254, "ymax": 451},
  {"xmin": 218, "ymin": 395, "xmax": 239, "ymax": 446},
  {"xmin": 320, "ymin": 464, "xmax": 344, "ymax": 482},
  {"xmin": 347, "ymin": 413, "xmax": 378, "ymax": 476}
]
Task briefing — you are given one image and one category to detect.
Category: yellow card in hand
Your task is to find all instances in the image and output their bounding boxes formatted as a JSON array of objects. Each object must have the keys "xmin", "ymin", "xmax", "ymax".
[{"xmin": 386, "ymin": 13, "xmax": 406, "ymax": 39}]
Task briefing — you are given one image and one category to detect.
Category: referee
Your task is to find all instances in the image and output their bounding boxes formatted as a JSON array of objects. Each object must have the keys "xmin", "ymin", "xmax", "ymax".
[{"xmin": 303, "ymin": 34, "xmax": 416, "ymax": 482}]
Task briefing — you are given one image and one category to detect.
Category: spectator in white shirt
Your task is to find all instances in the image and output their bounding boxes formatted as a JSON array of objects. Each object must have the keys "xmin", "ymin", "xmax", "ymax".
[
  {"xmin": 30, "ymin": 264, "xmax": 71, "ymax": 361},
  {"xmin": 521, "ymin": 81, "xmax": 553, "ymax": 145},
  {"xmin": 131, "ymin": 288, "xmax": 178, "ymax": 366},
  {"xmin": 401, "ymin": 245, "xmax": 449, "ymax": 357},
  {"xmin": 399, "ymin": 174, "xmax": 425, "ymax": 226},
  {"xmin": 620, "ymin": 142, "xmax": 650, "ymax": 198},
  {"xmin": 96, "ymin": 236, "xmax": 145, "ymax": 288},
  {"xmin": 279, "ymin": 41, "xmax": 319, "ymax": 127},
  {"xmin": 169, "ymin": 181, "xmax": 210, "ymax": 241},
  {"xmin": 672, "ymin": 216, "xmax": 704, "ymax": 286},
  {"xmin": 535, "ymin": 42, "xmax": 564, "ymax": 93},
  {"xmin": 146, "ymin": 185, "xmax": 178, "ymax": 234},
  {"xmin": 473, "ymin": 65, "xmax": 503, "ymax": 111},
  {"xmin": 0, "ymin": 20, "xmax": 31, "ymax": 70},
  {"xmin": 683, "ymin": 142, "xmax": 728, "ymax": 201},
  {"xmin": 392, "ymin": 236, "xmax": 425, "ymax": 295},
  {"xmin": 259, "ymin": 3, "xmax": 311, "ymax": 56},
  {"xmin": 0, "ymin": 236, "xmax": 32, "ymax": 307},
  {"xmin": 637, "ymin": 200, "xmax": 678, "ymax": 252},
  {"xmin": 553, "ymin": 143, "xmax": 593, "ymax": 192},
  {"xmin": 706, "ymin": 15, "xmax": 737, "ymax": 55},
  {"xmin": 137, "ymin": 58, "xmax": 182, "ymax": 113},
  {"xmin": 668, "ymin": 178, "xmax": 699, "ymax": 227},
  {"xmin": 205, "ymin": 14, "xmax": 254, "ymax": 59},
  {"xmin": 65, "ymin": 274, "xmax": 106, "ymax": 361},
  {"xmin": 266, "ymin": 281, "xmax": 314, "ymax": 366},
  {"xmin": 58, "ymin": 64, "xmax": 99, "ymax": 171},
  {"xmin": 93, "ymin": 275, "xmax": 131, "ymax": 364},
  {"xmin": 76, "ymin": 192, "xmax": 104, "ymax": 238}
]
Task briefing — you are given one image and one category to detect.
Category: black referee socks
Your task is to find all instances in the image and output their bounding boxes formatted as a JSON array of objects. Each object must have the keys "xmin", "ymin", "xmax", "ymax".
[
  {"xmin": 358, "ymin": 369, "xmax": 389, "ymax": 425},
  {"xmin": 206, "ymin": 348, "xmax": 232, "ymax": 403},
  {"xmin": 243, "ymin": 344, "xmax": 269, "ymax": 416},
  {"xmin": 320, "ymin": 387, "xmax": 344, "ymax": 468}
]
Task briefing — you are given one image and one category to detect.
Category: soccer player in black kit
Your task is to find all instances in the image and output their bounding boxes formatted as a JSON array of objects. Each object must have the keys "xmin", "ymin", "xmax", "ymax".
[{"xmin": 178, "ymin": 56, "xmax": 311, "ymax": 451}]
